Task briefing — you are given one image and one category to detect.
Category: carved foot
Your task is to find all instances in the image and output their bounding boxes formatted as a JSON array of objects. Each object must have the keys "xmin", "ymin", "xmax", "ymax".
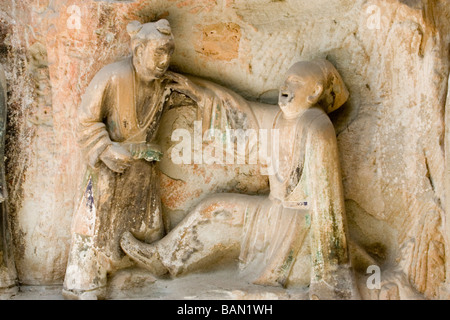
[
  {"xmin": 309, "ymin": 280, "xmax": 359, "ymax": 300},
  {"xmin": 62, "ymin": 287, "xmax": 105, "ymax": 300},
  {"xmin": 309, "ymin": 267, "xmax": 361, "ymax": 300},
  {"xmin": 0, "ymin": 285, "xmax": 18, "ymax": 300},
  {"xmin": 0, "ymin": 268, "xmax": 18, "ymax": 299},
  {"xmin": 439, "ymin": 283, "xmax": 450, "ymax": 300},
  {"xmin": 120, "ymin": 231, "xmax": 167, "ymax": 277}
]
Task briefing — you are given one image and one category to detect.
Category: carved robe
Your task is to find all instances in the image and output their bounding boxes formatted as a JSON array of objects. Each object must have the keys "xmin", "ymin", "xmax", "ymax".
[
  {"xmin": 64, "ymin": 57, "xmax": 171, "ymax": 292},
  {"xmin": 240, "ymin": 107, "xmax": 353, "ymax": 297}
]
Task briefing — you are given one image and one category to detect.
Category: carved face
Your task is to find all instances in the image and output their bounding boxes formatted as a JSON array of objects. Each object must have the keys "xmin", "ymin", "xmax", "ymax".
[
  {"xmin": 133, "ymin": 39, "xmax": 175, "ymax": 82},
  {"xmin": 278, "ymin": 65, "xmax": 324, "ymax": 119}
]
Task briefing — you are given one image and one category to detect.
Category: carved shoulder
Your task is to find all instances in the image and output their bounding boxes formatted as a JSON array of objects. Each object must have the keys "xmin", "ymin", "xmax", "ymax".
[
  {"xmin": 306, "ymin": 109, "xmax": 337, "ymax": 144},
  {"xmin": 80, "ymin": 58, "xmax": 133, "ymax": 118},
  {"xmin": 86, "ymin": 58, "xmax": 132, "ymax": 91}
]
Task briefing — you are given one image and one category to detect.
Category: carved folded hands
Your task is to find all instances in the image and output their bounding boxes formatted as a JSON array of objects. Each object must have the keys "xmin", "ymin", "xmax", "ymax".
[
  {"xmin": 127, "ymin": 142, "xmax": 163, "ymax": 163},
  {"xmin": 100, "ymin": 142, "xmax": 163, "ymax": 173},
  {"xmin": 100, "ymin": 142, "xmax": 133, "ymax": 174}
]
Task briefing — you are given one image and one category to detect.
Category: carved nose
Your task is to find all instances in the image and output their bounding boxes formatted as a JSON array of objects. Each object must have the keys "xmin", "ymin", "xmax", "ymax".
[{"xmin": 159, "ymin": 55, "xmax": 170, "ymax": 66}]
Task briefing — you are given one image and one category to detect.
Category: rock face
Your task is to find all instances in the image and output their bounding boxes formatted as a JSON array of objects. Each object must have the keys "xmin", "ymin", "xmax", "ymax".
[{"xmin": 0, "ymin": 0, "xmax": 449, "ymax": 299}]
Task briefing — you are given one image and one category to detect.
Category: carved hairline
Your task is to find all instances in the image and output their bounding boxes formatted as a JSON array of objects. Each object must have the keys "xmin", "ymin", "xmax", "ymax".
[{"xmin": 127, "ymin": 19, "xmax": 173, "ymax": 44}]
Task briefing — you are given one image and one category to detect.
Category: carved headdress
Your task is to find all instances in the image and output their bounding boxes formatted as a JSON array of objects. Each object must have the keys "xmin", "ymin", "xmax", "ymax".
[
  {"xmin": 314, "ymin": 59, "xmax": 349, "ymax": 113},
  {"xmin": 289, "ymin": 59, "xmax": 349, "ymax": 114},
  {"xmin": 127, "ymin": 19, "xmax": 174, "ymax": 47}
]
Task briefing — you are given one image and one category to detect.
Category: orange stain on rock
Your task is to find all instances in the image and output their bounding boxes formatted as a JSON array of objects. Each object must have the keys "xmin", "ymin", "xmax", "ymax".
[
  {"xmin": 195, "ymin": 22, "xmax": 241, "ymax": 61},
  {"xmin": 176, "ymin": 0, "xmax": 216, "ymax": 13},
  {"xmin": 160, "ymin": 173, "xmax": 202, "ymax": 209}
]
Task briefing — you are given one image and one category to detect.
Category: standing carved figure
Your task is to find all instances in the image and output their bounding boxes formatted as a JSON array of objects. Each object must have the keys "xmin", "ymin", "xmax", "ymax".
[
  {"xmin": 0, "ymin": 64, "xmax": 17, "ymax": 294},
  {"xmin": 63, "ymin": 20, "xmax": 176, "ymax": 300},
  {"xmin": 121, "ymin": 59, "xmax": 359, "ymax": 299}
]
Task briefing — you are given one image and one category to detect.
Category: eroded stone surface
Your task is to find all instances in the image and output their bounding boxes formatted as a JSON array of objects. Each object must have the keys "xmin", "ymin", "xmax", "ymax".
[{"xmin": 0, "ymin": 0, "xmax": 449, "ymax": 299}]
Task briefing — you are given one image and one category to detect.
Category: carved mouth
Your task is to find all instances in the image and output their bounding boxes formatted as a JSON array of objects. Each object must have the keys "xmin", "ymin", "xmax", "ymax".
[
  {"xmin": 279, "ymin": 92, "xmax": 292, "ymax": 105},
  {"xmin": 156, "ymin": 66, "xmax": 167, "ymax": 73}
]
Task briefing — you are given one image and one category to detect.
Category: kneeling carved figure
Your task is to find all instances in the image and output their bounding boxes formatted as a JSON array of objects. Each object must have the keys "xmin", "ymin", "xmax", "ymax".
[{"xmin": 121, "ymin": 59, "xmax": 360, "ymax": 300}]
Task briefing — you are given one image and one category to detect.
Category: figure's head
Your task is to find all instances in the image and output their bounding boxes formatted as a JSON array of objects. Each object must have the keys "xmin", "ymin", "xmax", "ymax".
[
  {"xmin": 278, "ymin": 59, "xmax": 349, "ymax": 119},
  {"xmin": 127, "ymin": 19, "xmax": 175, "ymax": 82}
]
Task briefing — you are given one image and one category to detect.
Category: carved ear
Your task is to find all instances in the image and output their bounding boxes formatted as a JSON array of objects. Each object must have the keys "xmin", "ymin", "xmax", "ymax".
[
  {"xmin": 133, "ymin": 43, "xmax": 143, "ymax": 57},
  {"xmin": 307, "ymin": 84, "xmax": 324, "ymax": 105},
  {"xmin": 127, "ymin": 21, "xmax": 143, "ymax": 39}
]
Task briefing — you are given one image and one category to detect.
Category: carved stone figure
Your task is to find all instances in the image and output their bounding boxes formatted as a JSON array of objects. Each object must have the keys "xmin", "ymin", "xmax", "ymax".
[
  {"xmin": 63, "ymin": 20, "xmax": 177, "ymax": 300},
  {"xmin": 0, "ymin": 64, "xmax": 17, "ymax": 294},
  {"xmin": 120, "ymin": 59, "xmax": 359, "ymax": 299}
]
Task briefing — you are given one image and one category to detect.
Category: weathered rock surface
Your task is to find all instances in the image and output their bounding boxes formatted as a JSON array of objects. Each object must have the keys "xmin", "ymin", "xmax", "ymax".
[{"xmin": 0, "ymin": 0, "xmax": 449, "ymax": 299}]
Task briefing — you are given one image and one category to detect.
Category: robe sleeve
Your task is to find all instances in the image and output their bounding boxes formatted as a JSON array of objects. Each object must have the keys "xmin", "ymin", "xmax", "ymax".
[
  {"xmin": 186, "ymin": 75, "xmax": 258, "ymax": 134},
  {"xmin": 184, "ymin": 75, "xmax": 260, "ymax": 164},
  {"xmin": 306, "ymin": 112, "xmax": 351, "ymax": 285},
  {"xmin": 77, "ymin": 68, "xmax": 113, "ymax": 168}
]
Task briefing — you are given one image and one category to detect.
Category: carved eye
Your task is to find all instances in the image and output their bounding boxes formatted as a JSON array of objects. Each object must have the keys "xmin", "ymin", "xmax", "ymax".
[{"xmin": 287, "ymin": 76, "xmax": 303, "ymax": 85}]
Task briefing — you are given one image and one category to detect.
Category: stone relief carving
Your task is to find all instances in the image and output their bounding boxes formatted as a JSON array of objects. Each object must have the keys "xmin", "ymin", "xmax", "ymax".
[
  {"xmin": 63, "ymin": 20, "xmax": 175, "ymax": 300},
  {"xmin": 0, "ymin": 0, "xmax": 448, "ymax": 301},
  {"xmin": 61, "ymin": 18, "xmax": 421, "ymax": 301},
  {"xmin": 63, "ymin": 17, "xmax": 363, "ymax": 300},
  {"xmin": 63, "ymin": 19, "xmax": 268, "ymax": 300},
  {"xmin": 120, "ymin": 59, "xmax": 360, "ymax": 300},
  {"xmin": 0, "ymin": 64, "xmax": 17, "ymax": 294},
  {"xmin": 46, "ymin": 11, "xmax": 445, "ymax": 299}
]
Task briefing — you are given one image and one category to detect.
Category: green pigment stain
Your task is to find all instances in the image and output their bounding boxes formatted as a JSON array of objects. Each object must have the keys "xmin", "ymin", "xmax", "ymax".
[
  {"xmin": 216, "ymin": 104, "xmax": 220, "ymax": 121},
  {"xmin": 315, "ymin": 250, "xmax": 324, "ymax": 264},
  {"xmin": 280, "ymin": 250, "xmax": 295, "ymax": 273},
  {"xmin": 305, "ymin": 214, "xmax": 311, "ymax": 227},
  {"xmin": 109, "ymin": 120, "xmax": 117, "ymax": 132}
]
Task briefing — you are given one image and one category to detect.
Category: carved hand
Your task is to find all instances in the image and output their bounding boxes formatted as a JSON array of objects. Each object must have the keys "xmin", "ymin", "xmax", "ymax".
[
  {"xmin": 100, "ymin": 142, "xmax": 133, "ymax": 174},
  {"xmin": 128, "ymin": 142, "xmax": 163, "ymax": 162},
  {"xmin": 165, "ymin": 71, "xmax": 202, "ymax": 104}
]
